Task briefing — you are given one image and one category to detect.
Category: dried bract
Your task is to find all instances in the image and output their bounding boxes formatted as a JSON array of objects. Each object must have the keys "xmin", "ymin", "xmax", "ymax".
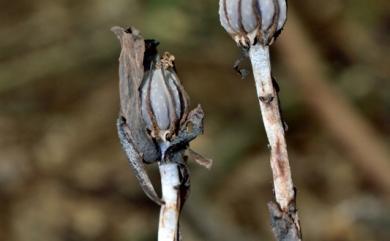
[{"xmin": 219, "ymin": 0, "xmax": 287, "ymax": 47}]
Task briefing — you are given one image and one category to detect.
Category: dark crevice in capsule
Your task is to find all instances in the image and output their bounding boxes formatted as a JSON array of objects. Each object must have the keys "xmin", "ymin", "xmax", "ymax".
[
  {"xmin": 146, "ymin": 65, "xmax": 160, "ymax": 134},
  {"xmin": 238, "ymin": 0, "xmax": 245, "ymax": 33},
  {"xmin": 143, "ymin": 39, "xmax": 159, "ymax": 70},
  {"xmin": 161, "ymin": 67, "xmax": 178, "ymax": 134},
  {"xmin": 223, "ymin": 0, "xmax": 234, "ymax": 33},
  {"xmin": 174, "ymin": 78, "xmax": 189, "ymax": 125},
  {"xmin": 172, "ymin": 81, "xmax": 184, "ymax": 118},
  {"xmin": 124, "ymin": 27, "xmax": 132, "ymax": 33},
  {"xmin": 264, "ymin": 0, "xmax": 280, "ymax": 44},
  {"xmin": 254, "ymin": 0, "xmax": 262, "ymax": 29}
]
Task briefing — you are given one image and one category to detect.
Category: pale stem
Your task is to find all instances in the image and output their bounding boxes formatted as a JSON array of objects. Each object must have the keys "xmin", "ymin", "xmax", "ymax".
[
  {"xmin": 249, "ymin": 43, "xmax": 295, "ymax": 211},
  {"xmin": 158, "ymin": 162, "xmax": 180, "ymax": 241}
]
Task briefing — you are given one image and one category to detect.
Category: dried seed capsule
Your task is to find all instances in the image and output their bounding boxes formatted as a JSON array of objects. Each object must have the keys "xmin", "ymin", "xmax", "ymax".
[
  {"xmin": 140, "ymin": 52, "xmax": 189, "ymax": 142},
  {"xmin": 219, "ymin": 0, "xmax": 287, "ymax": 47}
]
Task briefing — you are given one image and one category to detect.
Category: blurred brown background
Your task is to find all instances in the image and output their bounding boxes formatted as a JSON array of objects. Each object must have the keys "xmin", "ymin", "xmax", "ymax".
[{"xmin": 0, "ymin": 0, "xmax": 389, "ymax": 241}]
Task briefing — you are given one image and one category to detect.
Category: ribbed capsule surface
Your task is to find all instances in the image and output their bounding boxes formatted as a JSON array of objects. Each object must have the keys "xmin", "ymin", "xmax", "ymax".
[
  {"xmin": 219, "ymin": 0, "xmax": 287, "ymax": 47},
  {"xmin": 140, "ymin": 52, "xmax": 188, "ymax": 141}
]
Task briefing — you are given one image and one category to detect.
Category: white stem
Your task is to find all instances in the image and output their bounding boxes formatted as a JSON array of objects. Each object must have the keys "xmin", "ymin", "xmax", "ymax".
[
  {"xmin": 158, "ymin": 162, "xmax": 180, "ymax": 241},
  {"xmin": 249, "ymin": 43, "xmax": 295, "ymax": 211}
]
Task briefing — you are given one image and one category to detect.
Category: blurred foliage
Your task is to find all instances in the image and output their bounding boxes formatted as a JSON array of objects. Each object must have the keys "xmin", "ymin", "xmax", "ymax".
[{"xmin": 0, "ymin": 1, "xmax": 389, "ymax": 241}]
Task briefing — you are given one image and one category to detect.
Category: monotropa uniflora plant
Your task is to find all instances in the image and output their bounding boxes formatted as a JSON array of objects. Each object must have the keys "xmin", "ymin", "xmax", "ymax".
[
  {"xmin": 219, "ymin": 1, "xmax": 302, "ymax": 240},
  {"xmin": 112, "ymin": 26, "xmax": 211, "ymax": 241}
]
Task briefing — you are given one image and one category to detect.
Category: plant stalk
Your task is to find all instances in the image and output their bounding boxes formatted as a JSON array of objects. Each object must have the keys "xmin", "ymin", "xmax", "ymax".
[
  {"xmin": 158, "ymin": 162, "xmax": 181, "ymax": 241},
  {"xmin": 249, "ymin": 43, "xmax": 302, "ymax": 241},
  {"xmin": 249, "ymin": 43, "xmax": 295, "ymax": 210}
]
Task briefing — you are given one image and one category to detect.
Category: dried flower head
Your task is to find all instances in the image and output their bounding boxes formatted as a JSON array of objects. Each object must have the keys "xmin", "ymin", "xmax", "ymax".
[
  {"xmin": 113, "ymin": 26, "xmax": 207, "ymax": 205},
  {"xmin": 219, "ymin": 0, "xmax": 287, "ymax": 47},
  {"xmin": 140, "ymin": 52, "xmax": 189, "ymax": 143}
]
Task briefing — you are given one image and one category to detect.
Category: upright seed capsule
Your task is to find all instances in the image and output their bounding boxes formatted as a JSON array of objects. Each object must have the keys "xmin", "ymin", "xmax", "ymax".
[
  {"xmin": 140, "ymin": 52, "xmax": 189, "ymax": 143},
  {"xmin": 219, "ymin": 0, "xmax": 287, "ymax": 47}
]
